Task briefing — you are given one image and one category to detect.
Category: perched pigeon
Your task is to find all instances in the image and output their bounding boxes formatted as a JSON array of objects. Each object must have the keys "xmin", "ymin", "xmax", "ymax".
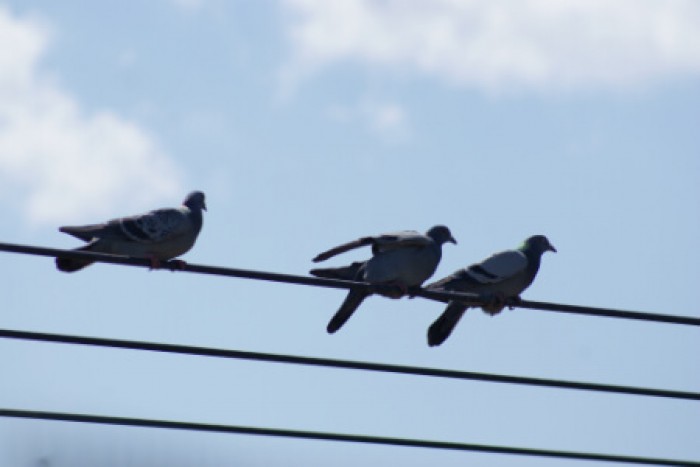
[
  {"xmin": 56, "ymin": 191, "xmax": 207, "ymax": 272},
  {"xmin": 310, "ymin": 226, "xmax": 456, "ymax": 333},
  {"xmin": 426, "ymin": 235, "xmax": 556, "ymax": 347}
]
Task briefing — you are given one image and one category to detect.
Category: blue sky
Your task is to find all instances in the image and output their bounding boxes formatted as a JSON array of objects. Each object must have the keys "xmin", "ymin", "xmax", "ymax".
[{"xmin": 1, "ymin": 1, "xmax": 699, "ymax": 465}]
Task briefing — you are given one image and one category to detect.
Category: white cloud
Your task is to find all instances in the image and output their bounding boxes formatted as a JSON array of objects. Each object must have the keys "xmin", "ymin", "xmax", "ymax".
[
  {"xmin": 0, "ymin": 6, "xmax": 183, "ymax": 226},
  {"xmin": 327, "ymin": 99, "xmax": 409, "ymax": 142},
  {"xmin": 282, "ymin": 0, "xmax": 700, "ymax": 93}
]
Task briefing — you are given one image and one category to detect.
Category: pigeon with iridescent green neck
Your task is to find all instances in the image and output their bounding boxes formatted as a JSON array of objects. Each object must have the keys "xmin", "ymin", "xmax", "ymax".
[
  {"xmin": 426, "ymin": 235, "xmax": 556, "ymax": 347},
  {"xmin": 311, "ymin": 226, "xmax": 457, "ymax": 334}
]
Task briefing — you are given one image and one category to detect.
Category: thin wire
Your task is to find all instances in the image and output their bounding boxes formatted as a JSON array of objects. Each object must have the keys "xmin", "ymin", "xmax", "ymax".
[
  {"xmin": 1, "ymin": 328, "xmax": 697, "ymax": 401},
  {"xmin": 0, "ymin": 408, "xmax": 696, "ymax": 466},
  {"xmin": 1, "ymin": 241, "xmax": 699, "ymax": 326}
]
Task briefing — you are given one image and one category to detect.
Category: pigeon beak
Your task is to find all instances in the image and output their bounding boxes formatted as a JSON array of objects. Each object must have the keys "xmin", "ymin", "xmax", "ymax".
[
  {"xmin": 548, "ymin": 243, "xmax": 557, "ymax": 253},
  {"xmin": 449, "ymin": 236, "xmax": 457, "ymax": 245}
]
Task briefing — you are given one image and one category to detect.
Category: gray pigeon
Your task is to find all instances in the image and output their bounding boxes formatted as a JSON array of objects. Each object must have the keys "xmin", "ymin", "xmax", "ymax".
[
  {"xmin": 310, "ymin": 225, "xmax": 456, "ymax": 333},
  {"xmin": 426, "ymin": 235, "xmax": 556, "ymax": 347},
  {"xmin": 56, "ymin": 191, "xmax": 207, "ymax": 272}
]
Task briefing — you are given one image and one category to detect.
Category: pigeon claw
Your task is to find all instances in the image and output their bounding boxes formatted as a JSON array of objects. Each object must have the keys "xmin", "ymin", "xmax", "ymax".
[
  {"xmin": 481, "ymin": 292, "xmax": 507, "ymax": 316},
  {"xmin": 146, "ymin": 255, "xmax": 162, "ymax": 270},
  {"xmin": 406, "ymin": 286, "xmax": 422, "ymax": 298},
  {"xmin": 506, "ymin": 295, "xmax": 523, "ymax": 310},
  {"xmin": 373, "ymin": 281, "xmax": 409, "ymax": 299},
  {"xmin": 167, "ymin": 259, "xmax": 188, "ymax": 271}
]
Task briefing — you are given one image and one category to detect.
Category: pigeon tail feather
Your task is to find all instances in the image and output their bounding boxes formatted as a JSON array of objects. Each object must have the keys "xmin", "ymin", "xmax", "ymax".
[
  {"xmin": 55, "ymin": 244, "xmax": 95, "ymax": 273},
  {"xmin": 310, "ymin": 261, "xmax": 365, "ymax": 281},
  {"xmin": 59, "ymin": 225, "xmax": 103, "ymax": 242},
  {"xmin": 427, "ymin": 301, "xmax": 469, "ymax": 347},
  {"xmin": 327, "ymin": 290, "xmax": 368, "ymax": 333}
]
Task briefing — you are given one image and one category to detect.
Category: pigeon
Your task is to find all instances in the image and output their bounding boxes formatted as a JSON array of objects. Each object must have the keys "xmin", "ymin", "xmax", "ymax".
[
  {"xmin": 426, "ymin": 235, "xmax": 556, "ymax": 347},
  {"xmin": 55, "ymin": 191, "xmax": 207, "ymax": 272},
  {"xmin": 310, "ymin": 225, "xmax": 457, "ymax": 333}
]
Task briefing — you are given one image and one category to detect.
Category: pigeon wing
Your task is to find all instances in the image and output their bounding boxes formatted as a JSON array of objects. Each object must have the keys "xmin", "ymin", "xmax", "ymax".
[
  {"xmin": 313, "ymin": 230, "xmax": 432, "ymax": 262},
  {"xmin": 370, "ymin": 230, "xmax": 432, "ymax": 254},
  {"xmin": 465, "ymin": 250, "xmax": 528, "ymax": 284},
  {"xmin": 312, "ymin": 237, "xmax": 375, "ymax": 262},
  {"xmin": 119, "ymin": 208, "xmax": 188, "ymax": 244}
]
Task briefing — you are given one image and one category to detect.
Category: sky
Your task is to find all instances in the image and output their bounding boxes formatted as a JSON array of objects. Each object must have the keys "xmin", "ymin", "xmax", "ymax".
[{"xmin": 0, "ymin": 0, "xmax": 699, "ymax": 465}]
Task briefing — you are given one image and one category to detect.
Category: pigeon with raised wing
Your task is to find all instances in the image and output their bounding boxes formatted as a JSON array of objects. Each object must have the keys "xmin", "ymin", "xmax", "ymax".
[
  {"xmin": 56, "ymin": 191, "xmax": 207, "ymax": 272},
  {"xmin": 311, "ymin": 225, "xmax": 457, "ymax": 333},
  {"xmin": 426, "ymin": 235, "xmax": 555, "ymax": 347}
]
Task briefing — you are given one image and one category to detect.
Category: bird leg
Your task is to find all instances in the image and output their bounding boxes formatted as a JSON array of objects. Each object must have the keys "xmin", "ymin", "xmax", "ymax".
[
  {"xmin": 481, "ymin": 292, "xmax": 507, "ymax": 316},
  {"xmin": 145, "ymin": 254, "xmax": 162, "ymax": 270},
  {"xmin": 406, "ymin": 286, "xmax": 422, "ymax": 298},
  {"xmin": 506, "ymin": 295, "xmax": 523, "ymax": 310},
  {"xmin": 372, "ymin": 281, "xmax": 409, "ymax": 299},
  {"xmin": 166, "ymin": 259, "xmax": 188, "ymax": 271}
]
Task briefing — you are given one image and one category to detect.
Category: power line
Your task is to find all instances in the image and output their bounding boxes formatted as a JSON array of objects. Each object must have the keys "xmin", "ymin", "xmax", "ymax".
[
  {"xmin": 0, "ymin": 408, "xmax": 696, "ymax": 466},
  {"xmin": 1, "ymin": 241, "xmax": 699, "ymax": 327},
  {"xmin": 511, "ymin": 299, "xmax": 700, "ymax": 325},
  {"xmin": 1, "ymin": 328, "xmax": 697, "ymax": 401}
]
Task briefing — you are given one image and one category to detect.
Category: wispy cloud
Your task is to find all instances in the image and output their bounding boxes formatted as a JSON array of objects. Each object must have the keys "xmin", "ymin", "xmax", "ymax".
[
  {"xmin": 365, "ymin": 101, "xmax": 406, "ymax": 134},
  {"xmin": 282, "ymin": 0, "xmax": 700, "ymax": 93},
  {"xmin": 328, "ymin": 99, "xmax": 409, "ymax": 142},
  {"xmin": 0, "ymin": 6, "xmax": 183, "ymax": 226}
]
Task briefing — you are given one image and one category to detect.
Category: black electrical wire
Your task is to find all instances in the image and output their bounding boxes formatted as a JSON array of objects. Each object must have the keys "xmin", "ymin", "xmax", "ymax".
[
  {"xmin": 1, "ymin": 241, "xmax": 698, "ymax": 327},
  {"xmin": 1, "ymin": 328, "xmax": 697, "ymax": 401},
  {"xmin": 0, "ymin": 408, "xmax": 696, "ymax": 466},
  {"xmin": 2, "ymin": 243, "xmax": 697, "ymax": 465}
]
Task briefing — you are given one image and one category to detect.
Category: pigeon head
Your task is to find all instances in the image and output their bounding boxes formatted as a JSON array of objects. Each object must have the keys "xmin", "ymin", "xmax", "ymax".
[
  {"xmin": 184, "ymin": 191, "xmax": 207, "ymax": 211},
  {"xmin": 426, "ymin": 225, "xmax": 457, "ymax": 246},
  {"xmin": 523, "ymin": 235, "xmax": 556, "ymax": 254}
]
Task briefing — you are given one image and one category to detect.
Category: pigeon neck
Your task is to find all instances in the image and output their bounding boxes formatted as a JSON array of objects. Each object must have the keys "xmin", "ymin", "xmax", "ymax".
[
  {"xmin": 520, "ymin": 245, "xmax": 544, "ymax": 276},
  {"xmin": 189, "ymin": 206, "xmax": 204, "ymax": 234}
]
